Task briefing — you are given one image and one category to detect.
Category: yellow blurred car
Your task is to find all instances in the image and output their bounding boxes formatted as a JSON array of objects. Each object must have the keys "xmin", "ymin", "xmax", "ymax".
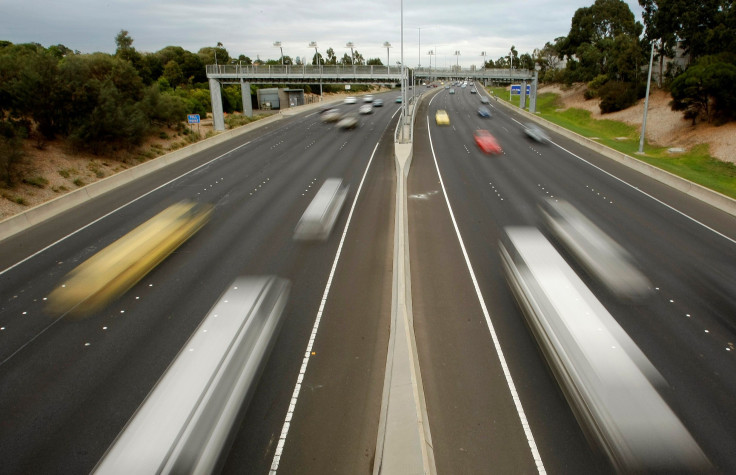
[
  {"xmin": 46, "ymin": 200, "xmax": 212, "ymax": 317},
  {"xmin": 435, "ymin": 109, "xmax": 450, "ymax": 125}
]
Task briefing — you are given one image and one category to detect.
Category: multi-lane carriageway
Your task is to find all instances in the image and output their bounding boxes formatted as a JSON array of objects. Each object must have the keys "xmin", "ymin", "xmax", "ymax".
[{"xmin": 1, "ymin": 84, "xmax": 735, "ymax": 473}]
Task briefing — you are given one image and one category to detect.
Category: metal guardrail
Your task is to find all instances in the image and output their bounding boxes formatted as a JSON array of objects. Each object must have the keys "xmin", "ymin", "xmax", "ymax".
[
  {"xmin": 206, "ymin": 64, "xmax": 403, "ymax": 81},
  {"xmin": 206, "ymin": 65, "xmax": 533, "ymax": 82},
  {"xmin": 413, "ymin": 67, "xmax": 534, "ymax": 80}
]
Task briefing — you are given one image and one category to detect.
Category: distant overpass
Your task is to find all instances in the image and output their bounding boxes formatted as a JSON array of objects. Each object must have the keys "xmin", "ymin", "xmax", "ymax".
[{"xmin": 205, "ymin": 65, "xmax": 538, "ymax": 130}]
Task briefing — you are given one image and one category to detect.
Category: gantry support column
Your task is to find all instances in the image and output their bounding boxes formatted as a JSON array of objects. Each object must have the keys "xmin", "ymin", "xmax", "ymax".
[
  {"xmin": 209, "ymin": 78, "xmax": 225, "ymax": 131},
  {"xmin": 241, "ymin": 80, "xmax": 253, "ymax": 118},
  {"xmin": 529, "ymin": 70, "xmax": 539, "ymax": 114},
  {"xmin": 520, "ymin": 80, "xmax": 527, "ymax": 110}
]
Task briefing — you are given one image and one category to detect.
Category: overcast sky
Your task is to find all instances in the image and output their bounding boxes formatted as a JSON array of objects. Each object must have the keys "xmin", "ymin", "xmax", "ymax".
[{"xmin": 1, "ymin": 0, "xmax": 644, "ymax": 68}]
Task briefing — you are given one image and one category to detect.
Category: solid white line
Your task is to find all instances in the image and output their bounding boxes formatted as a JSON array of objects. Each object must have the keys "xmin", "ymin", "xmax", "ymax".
[
  {"xmin": 0, "ymin": 141, "xmax": 253, "ymax": 276},
  {"xmin": 269, "ymin": 141, "xmax": 381, "ymax": 473},
  {"xmin": 426, "ymin": 115, "xmax": 547, "ymax": 473},
  {"xmin": 505, "ymin": 116, "xmax": 736, "ymax": 245},
  {"xmin": 549, "ymin": 141, "xmax": 736, "ymax": 246}
]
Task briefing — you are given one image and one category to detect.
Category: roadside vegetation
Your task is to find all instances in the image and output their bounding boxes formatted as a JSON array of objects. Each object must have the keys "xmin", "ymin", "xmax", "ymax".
[{"xmin": 1, "ymin": 0, "xmax": 734, "ymax": 212}]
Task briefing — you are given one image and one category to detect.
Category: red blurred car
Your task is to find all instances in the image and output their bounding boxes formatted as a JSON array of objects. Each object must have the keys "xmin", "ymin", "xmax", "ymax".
[{"xmin": 474, "ymin": 129, "xmax": 502, "ymax": 154}]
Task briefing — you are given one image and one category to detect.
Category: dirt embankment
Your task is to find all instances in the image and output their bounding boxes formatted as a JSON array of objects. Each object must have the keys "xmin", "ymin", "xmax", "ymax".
[{"xmin": 539, "ymin": 83, "xmax": 735, "ymax": 164}]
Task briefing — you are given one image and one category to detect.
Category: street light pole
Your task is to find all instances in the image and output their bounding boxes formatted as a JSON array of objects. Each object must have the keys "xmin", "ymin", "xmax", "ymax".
[
  {"xmin": 639, "ymin": 40, "xmax": 656, "ymax": 154},
  {"xmin": 309, "ymin": 41, "xmax": 322, "ymax": 99},
  {"xmin": 481, "ymin": 51, "xmax": 487, "ymax": 69},
  {"xmin": 509, "ymin": 49, "xmax": 514, "ymax": 100},
  {"xmin": 401, "ymin": 0, "xmax": 406, "ymax": 122},
  {"xmin": 427, "ymin": 50, "xmax": 434, "ymax": 82},
  {"xmin": 418, "ymin": 27, "xmax": 421, "ymax": 68},
  {"xmin": 346, "ymin": 41, "xmax": 355, "ymax": 75},
  {"xmin": 383, "ymin": 42, "xmax": 392, "ymax": 74},
  {"xmin": 454, "ymin": 50, "xmax": 460, "ymax": 72},
  {"xmin": 273, "ymin": 41, "xmax": 283, "ymax": 66}
]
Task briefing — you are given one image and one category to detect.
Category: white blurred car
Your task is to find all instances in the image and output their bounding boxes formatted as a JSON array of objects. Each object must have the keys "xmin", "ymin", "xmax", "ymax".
[
  {"xmin": 344, "ymin": 96, "xmax": 357, "ymax": 104},
  {"xmin": 337, "ymin": 115, "xmax": 358, "ymax": 129},
  {"xmin": 523, "ymin": 123, "xmax": 550, "ymax": 143},
  {"xmin": 321, "ymin": 109, "xmax": 342, "ymax": 123},
  {"xmin": 359, "ymin": 104, "xmax": 373, "ymax": 114},
  {"xmin": 363, "ymin": 94, "xmax": 374, "ymax": 103}
]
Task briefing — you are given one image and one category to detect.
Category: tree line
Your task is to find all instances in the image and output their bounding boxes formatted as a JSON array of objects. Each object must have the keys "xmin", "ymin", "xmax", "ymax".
[
  {"xmin": 486, "ymin": 0, "xmax": 735, "ymax": 121},
  {"xmin": 1, "ymin": 0, "xmax": 734, "ymax": 185},
  {"xmin": 0, "ymin": 32, "xmax": 245, "ymax": 185}
]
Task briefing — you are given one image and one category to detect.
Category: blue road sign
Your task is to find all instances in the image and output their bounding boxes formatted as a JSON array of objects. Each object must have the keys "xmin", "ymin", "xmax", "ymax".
[
  {"xmin": 187, "ymin": 114, "xmax": 201, "ymax": 124},
  {"xmin": 511, "ymin": 85, "xmax": 531, "ymax": 95}
]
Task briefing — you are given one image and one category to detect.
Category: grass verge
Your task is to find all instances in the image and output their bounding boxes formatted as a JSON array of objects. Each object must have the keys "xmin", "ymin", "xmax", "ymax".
[{"xmin": 487, "ymin": 86, "xmax": 736, "ymax": 199}]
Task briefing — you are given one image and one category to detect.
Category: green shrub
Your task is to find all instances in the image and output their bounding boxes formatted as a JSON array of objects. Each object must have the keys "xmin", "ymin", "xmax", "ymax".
[
  {"xmin": 599, "ymin": 81, "xmax": 638, "ymax": 113},
  {"xmin": 73, "ymin": 178, "xmax": 85, "ymax": 187},
  {"xmin": 23, "ymin": 176, "xmax": 49, "ymax": 188}
]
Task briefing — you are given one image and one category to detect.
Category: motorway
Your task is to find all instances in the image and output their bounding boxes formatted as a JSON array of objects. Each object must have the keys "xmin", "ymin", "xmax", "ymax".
[
  {"xmin": 1, "ymin": 82, "xmax": 735, "ymax": 474},
  {"xmin": 0, "ymin": 94, "xmax": 401, "ymax": 474},
  {"xmin": 410, "ymin": 84, "xmax": 736, "ymax": 473}
]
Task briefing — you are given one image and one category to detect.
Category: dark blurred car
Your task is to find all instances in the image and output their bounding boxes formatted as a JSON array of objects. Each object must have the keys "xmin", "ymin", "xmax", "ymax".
[
  {"xmin": 373, "ymin": 99, "xmax": 384, "ymax": 107},
  {"xmin": 478, "ymin": 106, "xmax": 491, "ymax": 118},
  {"xmin": 523, "ymin": 123, "xmax": 550, "ymax": 143},
  {"xmin": 474, "ymin": 129, "xmax": 502, "ymax": 154}
]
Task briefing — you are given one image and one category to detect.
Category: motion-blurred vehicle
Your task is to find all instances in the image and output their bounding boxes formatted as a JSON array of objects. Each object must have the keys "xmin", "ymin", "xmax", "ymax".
[
  {"xmin": 344, "ymin": 96, "xmax": 357, "ymax": 104},
  {"xmin": 336, "ymin": 114, "xmax": 358, "ymax": 129},
  {"xmin": 478, "ymin": 106, "xmax": 492, "ymax": 118},
  {"xmin": 321, "ymin": 108, "xmax": 342, "ymax": 123},
  {"xmin": 539, "ymin": 198, "xmax": 652, "ymax": 300},
  {"xmin": 359, "ymin": 104, "xmax": 373, "ymax": 114},
  {"xmin": 373, "ymin": 99, "xmax": 384, "ymax": 107},
  {"xmin": 94, "ymin": 276, "xmax": 290, "ymax": 474},
  {"xmin": 294, "ymin": 178, "xmax": 349, "ymax": 241},
  {"xmin": 480, "ymin": 96, "xmax": 490, "ymax": 104},
  {"xmin": 46, "ymin": 201, "xmax": 212, "ymax": 317},
  {"xmin": 363, "ymin": 94, "xmax": 374, "ymax": 103},
  {"xmin": 449, "ymin": 88, "xmax": 455, "ymax": 94},
  {"xmin": 445, "ymin": 85, "xmax": 449, "ymax": 89},
  {"xmin": 499, "ymin": 227, "xmax": 710, "ymax": 472},
  {"xmin": 523, "ymin": 123, "xmax": 550, "ymax": 143},
  {"xmin": 470, "ymin": 88, "xmax": 477, "ymax": 94},
  {"xmin": 395, "ymin": 96, "xmax": 402, "ymax": 103},
  {"xmin": 473, "ymin": 129, "xmax": 502, "ymax": 154},
  {"xmin": 435, "ymin": 109, "xmax": 450, "ymax": 125}
]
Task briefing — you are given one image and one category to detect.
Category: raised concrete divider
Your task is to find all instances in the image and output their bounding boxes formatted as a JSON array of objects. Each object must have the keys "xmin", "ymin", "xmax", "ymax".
[
  {"xmin": 493, "ymin": 96, "xmax": 736, "ymax": 217},
  {"xmin": 0, "ymin": 99, "xmax": 340, "ymax": 243},
  {"xmin": 374, "ymin": 89, "xmax": 439, "ymax": 475}
]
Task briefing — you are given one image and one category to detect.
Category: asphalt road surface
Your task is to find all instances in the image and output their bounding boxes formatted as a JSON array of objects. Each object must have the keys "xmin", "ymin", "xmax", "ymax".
[
  {"xmin": 409, "ymin": 82, "xmax": 736, "ymax": 473},
  {"xmin": 1, "ymin": 84, "xmax": 735, "ymax": 474},
  {"xmin": 0, "ymin": 93, "xmax": 401, "ymax": 474}
]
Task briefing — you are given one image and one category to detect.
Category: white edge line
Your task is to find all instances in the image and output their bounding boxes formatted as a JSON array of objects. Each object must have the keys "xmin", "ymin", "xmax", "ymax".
[
  {"xmin": 426, "ymin": 115, "xmax": 547, "ymax": 473},
  {"xmin": 0, "ymin": 141, "xmax": 252, "ymax": 276},
  {"xmin": 505, "ymin": 117, "xmax": 736, "ymax": 246},
  {"xmin": 269, "ymin": 140, "xmax": 381, "ymax": 473}
]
